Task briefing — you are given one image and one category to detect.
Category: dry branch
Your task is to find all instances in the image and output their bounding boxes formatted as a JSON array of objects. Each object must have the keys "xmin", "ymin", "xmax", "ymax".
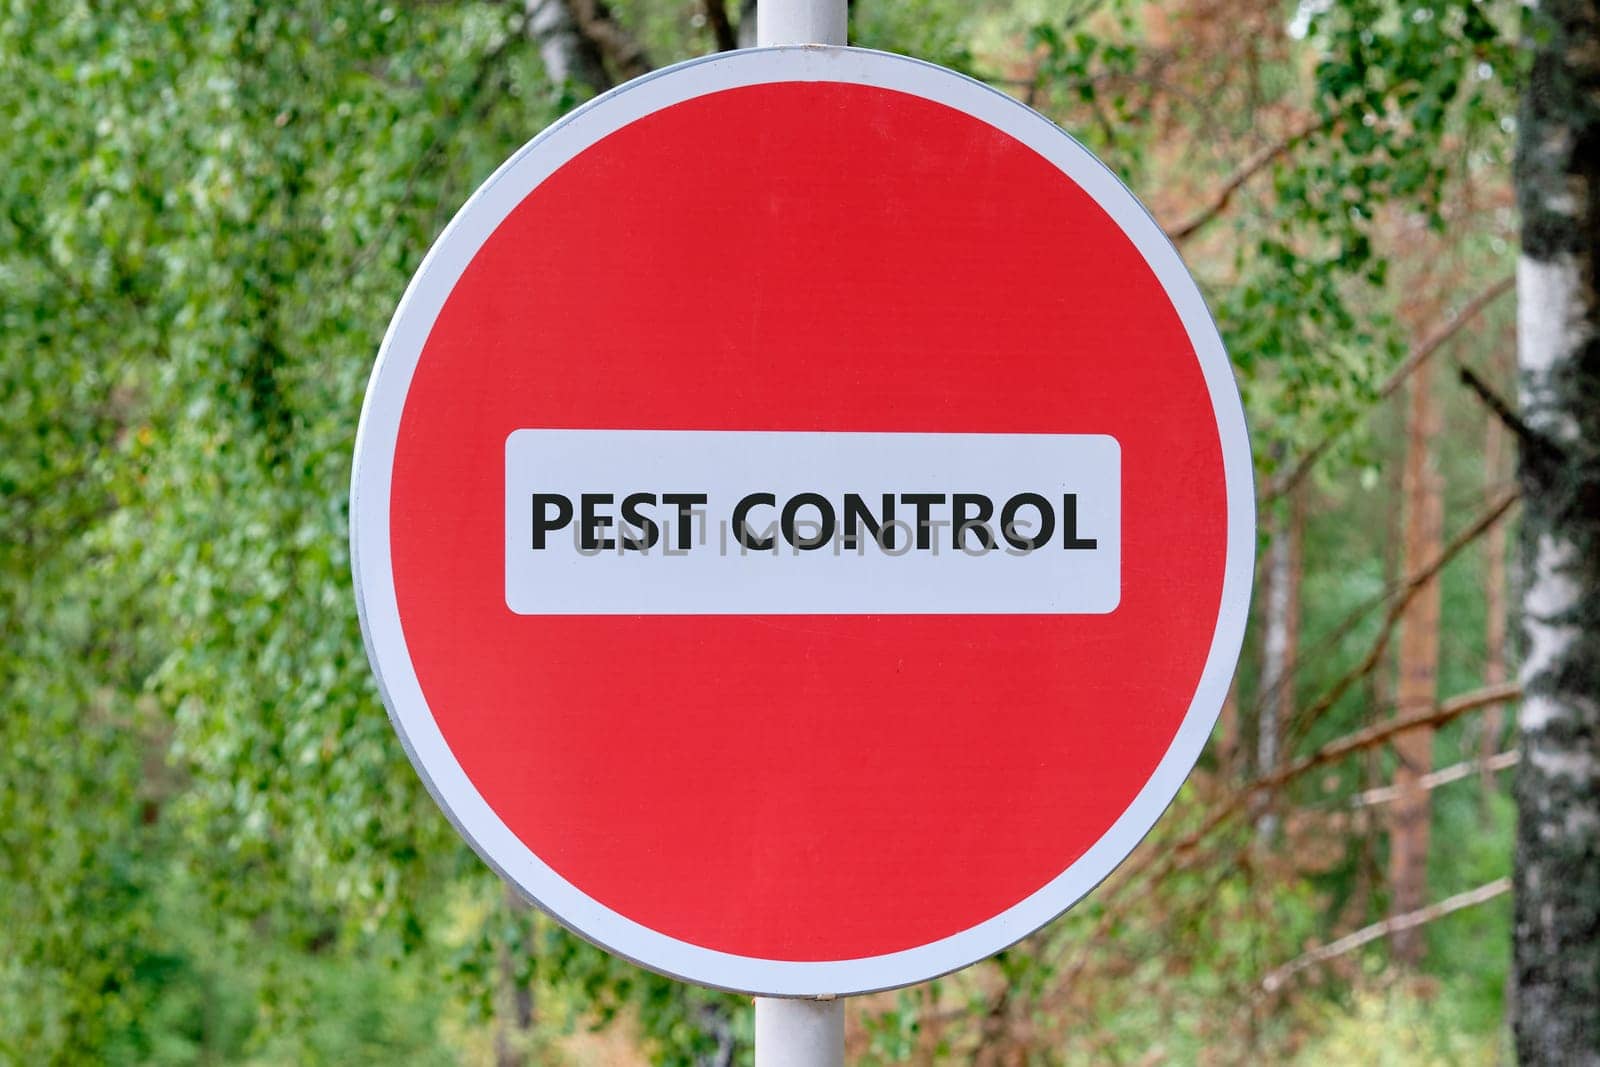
[
  {"xmin": 1250, "ymin": 475, "xmax": 1516, "ymax": 738},
  {"xmin": 1057, "ymin": 681, "xmax": 1521, "ymax": 980},
  {"xmin": 1282, "ymin": 485, "xmax": 1519, "ymax": 749},
  {"xmin": 1183, "ymin": 682, "xmax": 1522, "ymax": 867},
  {"xmin": 1181, "ymin": 491, "xmax": 1519, "ymax": 858},
  {"xmin": 1273, "ymin": 683, "xmax": 1521, "ymax": 795},
  {"xmin": 1260, "ymin": 878, "xmax": 1511, "ymax": 992},
  {"xmin": 1353, "ymin": 749, "xmax": 1518, "ymax": 808}
]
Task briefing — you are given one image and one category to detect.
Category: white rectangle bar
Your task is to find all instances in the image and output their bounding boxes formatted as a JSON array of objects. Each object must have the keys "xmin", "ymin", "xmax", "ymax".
[{"xmin": 504, "ymin": 429, "xmax": 1120, "ymax": 615}]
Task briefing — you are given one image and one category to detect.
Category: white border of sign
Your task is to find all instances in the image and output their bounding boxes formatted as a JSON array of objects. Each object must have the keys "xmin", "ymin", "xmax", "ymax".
[{"xmin": 351, "ymin": 45, "xmax": 1255, "ymax": 997}]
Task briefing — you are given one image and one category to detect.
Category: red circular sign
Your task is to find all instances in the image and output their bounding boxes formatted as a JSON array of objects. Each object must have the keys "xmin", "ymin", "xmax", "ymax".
[{"xmin": 352, "ymin": 47, "xmax": 1253, "ymax": 995}]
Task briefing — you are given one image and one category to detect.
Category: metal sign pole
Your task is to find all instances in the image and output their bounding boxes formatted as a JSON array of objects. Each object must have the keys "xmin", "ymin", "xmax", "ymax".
[
  {"xmin": 757, "ymin": 0, "xmax": 846, "ymax": 52},
  {"xmin": 750, "ymin": 3, "xmax": 848, "ymax": 1064},
  {"xmin": 755, "ymin": 996, "xmax": 844, "ymax": 1067}
]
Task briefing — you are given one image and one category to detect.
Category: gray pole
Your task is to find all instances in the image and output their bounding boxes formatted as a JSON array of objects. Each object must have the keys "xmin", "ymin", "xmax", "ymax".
[
  {"xmin": 756, "ymin": 0, "xmax": 845, "ymax": 52},
  {"xmin": 751, "ymin": 1, "xmax": 848, "ymax": 1064},
  {"xmin": 755, "ymin": 997, "xmax": 845, "ymax": 1067}
]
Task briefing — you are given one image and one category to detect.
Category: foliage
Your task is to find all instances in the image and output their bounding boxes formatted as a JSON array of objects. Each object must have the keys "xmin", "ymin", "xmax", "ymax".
[
  {"xmin": 1290, "ymin": 983, "xmax": 1504, "ymax": 1067},
  {"xmin": 0, "ymin": 0, "xmax": 1529, "ymax": 1062}
]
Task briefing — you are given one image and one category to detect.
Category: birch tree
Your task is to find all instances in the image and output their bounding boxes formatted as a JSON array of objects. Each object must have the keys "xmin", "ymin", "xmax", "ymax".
[{"xmin": 1511, "ymin": 0, "xmax": 1600, "ymax": 1058}]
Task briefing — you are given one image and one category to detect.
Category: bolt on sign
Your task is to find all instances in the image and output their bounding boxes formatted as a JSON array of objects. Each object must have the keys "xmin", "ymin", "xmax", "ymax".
[{"xmin": 352, "ymin": 46, "xmax": 1255, "ymax": 997}]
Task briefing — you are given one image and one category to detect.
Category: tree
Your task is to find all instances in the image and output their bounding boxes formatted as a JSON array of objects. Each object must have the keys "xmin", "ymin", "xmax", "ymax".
[
  {"xmin": 0, "ymin": 0, "xmax": 1541, "ymax": 1061},
  {"xmin": 1510, "ymin": 0, "xmax": 1600, "ymax": 1058},
  {"xmin": 1390, "ymin": 341, "xmax": 1445, "ymax": 964}
]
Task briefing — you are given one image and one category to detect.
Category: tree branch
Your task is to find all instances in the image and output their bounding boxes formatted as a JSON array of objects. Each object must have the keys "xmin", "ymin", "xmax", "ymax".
[
  {"xmin": 1187, "ymin": 490, "xmax": 1519, "ymax": 862},
  {"xmin": 702, "ymin": 0, "xmax": 737, "ymax": 52},
  {"xmin": 1272, "ymin": 682, "xmax": 1521, "ymax": 797},
  {"xmin": 1352, "ymin": 749, "xmax": 1518, "ymax": 808},
  {"xmin": 1188, "ymin": 682, "xmax": 1522, "ymax": 868},
  {"xmin": 1261, "ymin": 878, "xmax": 1511, "ymax": 993},
  {"xmin": 1266, "ymin": 274, "xmax": 1514, "ymax": 504},
  {"xmin": 2, "ymin": 205, "xmax": 96, "ymax": 305},
  {"xmin": 1278, "ymin": 484, "xmax": 1520, "ymax": 750},
  {"xmin": 1457, "ymin": 363, "xmax": 1568, "ymax": 478},
  {"xmin": 1056, "ymin": 681, "xmax": 1520, "ymax": 980},
  {"xmin": 338, "ymin": 36, "xmax": 516, "ymax": 284},
  {"xmin": 4, "ymin": 199, "xmax": 152, "ymax": 315},
  {"xmin": 1168, "ymin": 115, "xmax": 1333, "ymax": 243},
  {"xmin": 567, "ymin": 0, "xmax": 653, "ymax": 82}
]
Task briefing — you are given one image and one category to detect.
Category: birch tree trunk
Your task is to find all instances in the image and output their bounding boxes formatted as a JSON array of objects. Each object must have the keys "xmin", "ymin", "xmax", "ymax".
[
  {"xmin": 525, "ymin": 0, "xmax": 612, "ymax": 94},
  {"xmin": 1218, "ymin": 679, "xmax": 1240, "ymax": 779},
  {"xmin": 1255, "ymin": 495, "xmax": 1298, "ymax": 844},
  {"xmin": 1512, "ymin": 0, "xmax": 1600, "ymax": 1059},
  {"xmin": 737, "ymin": 0, "xmax": 758, "ymax": 48},
  {"xmin": 1388, "ymin": 348, "xmax": 1444, "ymax": 965}
]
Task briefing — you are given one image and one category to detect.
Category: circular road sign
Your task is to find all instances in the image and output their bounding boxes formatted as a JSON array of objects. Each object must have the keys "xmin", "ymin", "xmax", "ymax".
[{"xmin": 351, "ymin": 45, "xmax": 1254, "ymax": 997}]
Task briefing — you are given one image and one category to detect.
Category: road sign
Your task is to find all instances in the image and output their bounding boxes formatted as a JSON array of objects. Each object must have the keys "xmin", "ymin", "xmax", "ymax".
[{"xmin": 351, "ymin": 45, "xmax": 1254, "ymax": 997}]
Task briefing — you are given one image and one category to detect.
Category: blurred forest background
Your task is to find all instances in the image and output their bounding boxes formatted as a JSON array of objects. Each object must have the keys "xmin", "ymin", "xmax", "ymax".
[{"xmin": 0, "ymin": 0, "xmax": 1558, "ymax": 1063}]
